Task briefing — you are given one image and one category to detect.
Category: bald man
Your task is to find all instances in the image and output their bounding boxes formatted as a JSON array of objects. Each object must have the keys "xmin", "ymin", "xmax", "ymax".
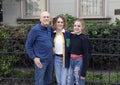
[{"xmin": 25, "ymin": 11, "xmax": 53, "ymax": 85}]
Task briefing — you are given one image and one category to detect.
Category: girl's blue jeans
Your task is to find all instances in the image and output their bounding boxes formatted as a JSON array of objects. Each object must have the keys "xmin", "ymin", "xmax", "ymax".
[{"xmin": 67, "ymin": 59, "xmax": 85, "ymax": 85}]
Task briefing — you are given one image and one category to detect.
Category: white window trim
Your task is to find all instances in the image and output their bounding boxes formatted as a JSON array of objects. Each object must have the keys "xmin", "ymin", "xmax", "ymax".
[{"xmin": 104, "ymin": 0, "xmax": 108, "ymax": 18}]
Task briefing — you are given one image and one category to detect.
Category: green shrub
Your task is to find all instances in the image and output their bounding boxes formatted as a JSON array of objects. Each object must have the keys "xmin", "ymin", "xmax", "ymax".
[
  {"xmin": 0, "ymin": 55, "xmax": 20, "ymax": 77},
  {"xmin": 0, "ymin": 24, "xmax": 34, "ymax": 77}
]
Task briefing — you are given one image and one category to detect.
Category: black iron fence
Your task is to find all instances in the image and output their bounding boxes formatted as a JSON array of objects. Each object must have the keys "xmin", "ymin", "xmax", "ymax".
[
  {"xmin": 0, "ymin": 37, "xmax": 120, "ymax": 85},
  {"xmin": 86, "ymin": 38, "xmax": 120, "ymax": 85}
]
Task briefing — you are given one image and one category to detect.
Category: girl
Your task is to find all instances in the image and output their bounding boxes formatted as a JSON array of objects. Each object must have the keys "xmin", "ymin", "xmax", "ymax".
[{"xmin": 67, "ymin": 19, "xmax": 92, "ymax": 85}]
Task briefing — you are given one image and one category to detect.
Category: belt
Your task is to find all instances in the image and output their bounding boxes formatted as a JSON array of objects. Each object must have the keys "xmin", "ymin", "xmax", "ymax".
[
  {"xmin": 70, "ymin": 54, "xmax": 83, "ymax": 60},
  {"xmin": 55, "ymin": 54, "xmax": 63, "ymax": 57}
]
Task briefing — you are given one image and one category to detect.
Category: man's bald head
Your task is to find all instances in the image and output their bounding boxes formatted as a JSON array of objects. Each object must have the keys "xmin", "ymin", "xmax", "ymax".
[
  {"xmin": 40, "ymin": 11, "xmax": 51, "ymax": 27},
  {"xmin": 40, "ymin": 11, "xmax": 50, "ymax": 18}
]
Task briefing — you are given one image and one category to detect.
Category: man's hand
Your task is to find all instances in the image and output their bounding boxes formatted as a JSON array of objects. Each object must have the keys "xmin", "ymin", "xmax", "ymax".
[
  {"xmin": 52, "ymin": 47, "xmax": 55, "ymax": 54},
  {"xmin": 33, "ymin": 57, "xmax": 43, "ymax": 68}
]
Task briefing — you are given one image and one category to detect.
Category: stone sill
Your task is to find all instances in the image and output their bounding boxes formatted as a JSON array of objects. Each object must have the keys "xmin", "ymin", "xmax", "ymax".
[
  {"xmin": 17, "ymin": 18, "xmax": 39, "ymax": 24},
  {"xmin": 17, "ymin": 17, "xmax": 111, "ymax": 24},
  {"xmin": 83, "ymin": 17, "xmax": 111, "ymax": 23}
]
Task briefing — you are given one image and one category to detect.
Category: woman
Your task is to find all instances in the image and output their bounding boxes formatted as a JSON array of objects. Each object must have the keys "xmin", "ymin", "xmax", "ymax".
[
  {"xmin": 52, "ymin": 15, "xmax": 71, "ymax": 85},
  {"xmin": 67, "ymin": 19, "xmax": 92, "ymax": 85}
]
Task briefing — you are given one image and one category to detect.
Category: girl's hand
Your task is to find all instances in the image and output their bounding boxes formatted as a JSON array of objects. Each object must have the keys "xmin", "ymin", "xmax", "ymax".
[
  {"xmin": 71, "ymin": 31, "xmax": 76, "ymax": 34},
  {"xmin": 80, "ymin": 76, "xmax": 85, "ymax": 80}
]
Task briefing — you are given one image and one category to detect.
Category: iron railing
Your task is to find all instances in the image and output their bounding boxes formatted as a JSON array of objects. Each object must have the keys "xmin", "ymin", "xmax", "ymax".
[{"xmin": 0, "ymin": 37, "xmax": 120, "ymax": 85}]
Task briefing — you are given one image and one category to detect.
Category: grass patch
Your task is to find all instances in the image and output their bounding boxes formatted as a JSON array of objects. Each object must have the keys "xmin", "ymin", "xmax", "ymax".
[{"xmin": 86, "ymin": 70, "xmax": 120, "ymax": 84}]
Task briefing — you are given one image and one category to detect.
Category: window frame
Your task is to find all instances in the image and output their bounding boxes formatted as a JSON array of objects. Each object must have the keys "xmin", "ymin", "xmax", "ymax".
[
  {"xmin": 21, "ymin": 0, "xmax": 47, "ymax": 19},
  {"xmin": 77, "ymin": 0, "xmax": 106, "ymax": 18}
]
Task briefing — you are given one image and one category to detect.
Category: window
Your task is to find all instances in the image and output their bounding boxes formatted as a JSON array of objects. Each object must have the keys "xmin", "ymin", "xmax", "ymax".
[
  {"xmin": 79, "ymin": 0, "xmax": 104, "ymax": 18},
  {"xmin": 21, "ymin": 0, "xmax": 46, "ymax": 19}
]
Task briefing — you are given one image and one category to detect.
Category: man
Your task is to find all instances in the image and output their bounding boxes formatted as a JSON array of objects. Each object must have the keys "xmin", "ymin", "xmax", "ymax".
[{"xmin": 25, "ymin": 11, "xmax": 53, "ymax": 85}]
